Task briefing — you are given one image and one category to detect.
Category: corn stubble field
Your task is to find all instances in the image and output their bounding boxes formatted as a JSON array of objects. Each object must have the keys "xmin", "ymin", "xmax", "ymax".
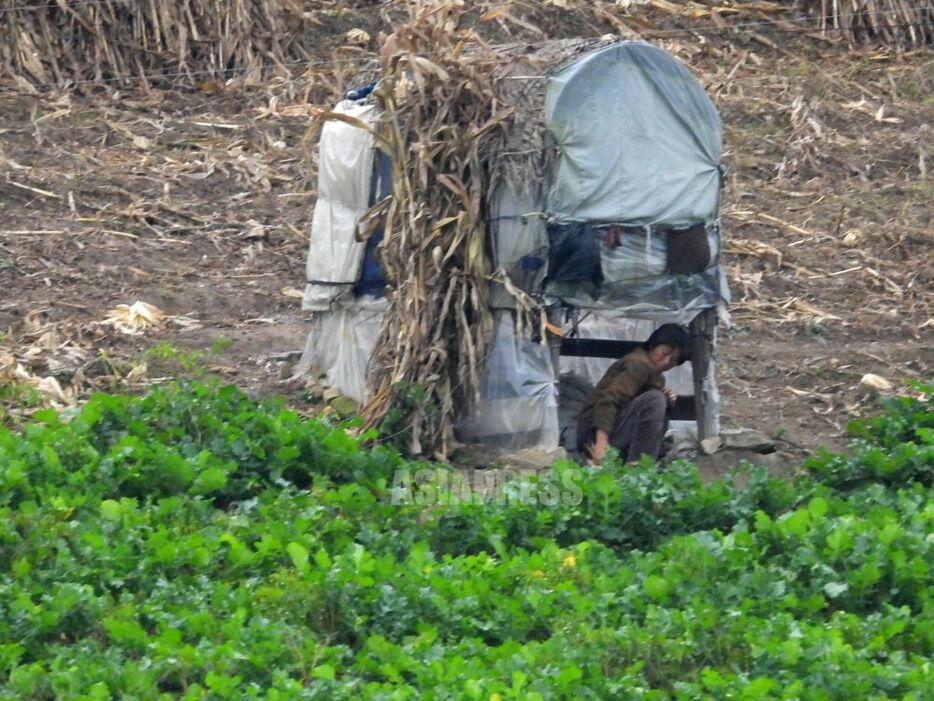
[{"xmin": 0, "ymin": 1, "xmax": 932, "ymax": 698}]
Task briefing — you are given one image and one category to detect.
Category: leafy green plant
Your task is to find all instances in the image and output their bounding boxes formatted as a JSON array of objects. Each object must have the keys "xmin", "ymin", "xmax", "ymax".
[
  {"xmin": 376, "ymin": 381, "xmax": 439, "ymax": 452},
  {"xmin": 0, "ymin": 382, "xmax": 47, "ymax": 425},
  {"xmin": 0, "ymin": 381, "xmax": 931, "ymax": 699},
  {"xmin": 144, "ymin": 342, "xmax": 207, "ymax": 378},
  {"xmin": 210, "ymin": 336, "xmax": 233, "ymax": 354},
  {"xmin": 849, "ymin": 381, "xmax": 933, "ymax": 449},
  {"xmin": 807, "ymin": 383, "xmax": 933, "ymax": 489}
]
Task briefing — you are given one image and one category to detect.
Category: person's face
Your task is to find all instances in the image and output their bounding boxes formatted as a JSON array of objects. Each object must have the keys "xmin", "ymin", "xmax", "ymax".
[{"xmin": 647, "ymin": 344, "xmax": 680, "ymax": 373}]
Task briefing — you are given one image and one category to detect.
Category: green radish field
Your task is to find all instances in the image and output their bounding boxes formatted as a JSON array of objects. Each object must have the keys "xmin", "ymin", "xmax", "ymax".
[{"xmin": 0, "ymin": 381, "xmax": 931, "ymax": 699}]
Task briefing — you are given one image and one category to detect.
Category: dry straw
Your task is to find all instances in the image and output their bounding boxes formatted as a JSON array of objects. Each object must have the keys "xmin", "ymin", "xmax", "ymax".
[
  {"xmin": 356, "ymin": 0, "xmax": 502, "ymax": 458},
  {"xmin": 0, "ymin": 0, "xmax": 320, "ymax": 88},
  {"xmin": 3, "ymin": 2, "xmax": 931, "ymax": 91},
  {"xmin": 354, "ymin": 6, "xmax": 618, "ymax": 458},
  {"xmin": 800, "ymin": 0, "xmax": 934, "ymax": 48}
]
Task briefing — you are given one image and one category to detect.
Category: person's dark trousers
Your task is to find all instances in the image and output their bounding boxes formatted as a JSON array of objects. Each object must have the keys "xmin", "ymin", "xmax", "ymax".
[{"xmin": 577, "ymin": 389, "xmax": 668, "ymax": 462}]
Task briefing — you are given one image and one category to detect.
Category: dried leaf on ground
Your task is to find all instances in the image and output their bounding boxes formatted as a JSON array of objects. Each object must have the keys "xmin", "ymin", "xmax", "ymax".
[
  {"xmin": 860, "ymin": 373, "xmax": 893, "ymax": 392},
  {"xmin": 102, "ymin": 301, "xmax": 168, "ymax": 335}
]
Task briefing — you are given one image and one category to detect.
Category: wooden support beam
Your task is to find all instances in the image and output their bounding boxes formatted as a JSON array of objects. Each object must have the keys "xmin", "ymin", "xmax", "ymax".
[
  {"xmin": 559, "ymin": 337, "xmax": 640, "ymax": 359},
  {"xmin": 689, "ymin": 307, "xmax": 719, "ymax": 440}
]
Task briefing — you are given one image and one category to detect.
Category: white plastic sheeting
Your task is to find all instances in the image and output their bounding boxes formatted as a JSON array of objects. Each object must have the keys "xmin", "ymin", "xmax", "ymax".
[
  {"xmin": 554, "ymin": 268, "xmax": 723, "ymax": 323},
  {"xmin": 600, "ymin": 227, "xmax": 667, "ymax": 283},
  {"xmin": 545, "ymin": 42, "xmax": 722, "ymax": 227},
  {"xmin": 302, "ymin": 100, "xmax": 378, "ymax": 312},
  {"xmin": 456, "ymin": 312, "xmax": 560, "ymax": 450},
  {"xmin": 488, "ymin": 181, "xmax": 549, "ymax": 308},
  {"xmin": 484, "ymin": 41, "xmax": 727, "ymax": 319},
  {"xmin": 294, "ymin": 296, "xmax": 388, "ymax": 403}
]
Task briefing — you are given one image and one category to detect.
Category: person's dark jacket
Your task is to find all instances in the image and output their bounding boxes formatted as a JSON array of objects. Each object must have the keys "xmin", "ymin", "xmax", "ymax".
[{"xmin": 577, "ymin": 346, "xmax": 665, "ymax": 434}]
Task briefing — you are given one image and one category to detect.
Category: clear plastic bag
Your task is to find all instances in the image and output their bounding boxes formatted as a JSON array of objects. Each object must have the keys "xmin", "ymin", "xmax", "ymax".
[{"xmin": 456, "ymin": 312, "xmax": 560, "ymax": 449}]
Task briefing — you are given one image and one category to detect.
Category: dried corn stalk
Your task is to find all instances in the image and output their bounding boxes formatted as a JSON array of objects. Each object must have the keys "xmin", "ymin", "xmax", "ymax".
[
  {"xmin": 799, "ymin": 0, "xmax": 934, "ymax": 48},
  {"xmin": 0, "ymin": 0, "xmax": 321, "ymax": 87},
  {"xmin": 359, "ymin": 0, "xmax": 509, "ymax": 458}
]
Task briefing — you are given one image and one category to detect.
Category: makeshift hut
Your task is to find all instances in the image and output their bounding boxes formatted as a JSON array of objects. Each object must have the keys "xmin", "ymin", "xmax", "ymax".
[{"xmin": 297, "ymin": 36, "xmax": 728, "ymax": 456}]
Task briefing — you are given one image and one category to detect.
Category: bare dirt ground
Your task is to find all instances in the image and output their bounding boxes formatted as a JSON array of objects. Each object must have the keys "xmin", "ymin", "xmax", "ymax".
[{"xmin": 1, "ymin": 24, "xmax": 931, "ymax": 464}]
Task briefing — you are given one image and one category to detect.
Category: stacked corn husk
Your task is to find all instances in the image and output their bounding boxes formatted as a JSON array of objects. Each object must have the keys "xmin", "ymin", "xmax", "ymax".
[
  {"xmin": 800, "ymin": 0, "xmax": 934, "ymax": 48},
  {"xmin": 0, "ymin": 0, "xmax": 318, "ymax": 88},
  {"xmin": 357, "ymin": 0, "xmax": 510, "ymax": 458},
  {"xmin": 3, "ymin": 1, "xmax": 931, "ymax": 91}
]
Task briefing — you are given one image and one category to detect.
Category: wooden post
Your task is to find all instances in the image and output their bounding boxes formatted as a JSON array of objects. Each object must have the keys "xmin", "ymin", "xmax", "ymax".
[
  {"xmin": 546, "ymin": 306, "xmax": 566, "ymax": 450},
  {"xmin": 689, "ymin": 307, "xmax": 719, "ymax": 441}
]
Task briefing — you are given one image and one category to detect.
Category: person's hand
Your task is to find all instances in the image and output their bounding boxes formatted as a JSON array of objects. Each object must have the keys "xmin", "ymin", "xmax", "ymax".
[
  {"xmin": 589, "ymin": 430, "xmax": 609, "ymax": 466},
  {"xmin": 588, "ymin": 444, "xmax": 605, "ymax": 466},
  {"xmin": 662, "ymin": 385, "xmax": 677, "ymax": 406}
]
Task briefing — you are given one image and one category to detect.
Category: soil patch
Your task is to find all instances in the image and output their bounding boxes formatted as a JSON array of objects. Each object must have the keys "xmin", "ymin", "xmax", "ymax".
[{"xmin": 1, "ymin": 28, "xmax": 931, "ymax": 463}]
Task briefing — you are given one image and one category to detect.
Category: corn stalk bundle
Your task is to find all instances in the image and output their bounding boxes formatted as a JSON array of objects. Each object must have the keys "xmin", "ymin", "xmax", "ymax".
[
  {"xmin": 0, "ymin": 0, "xmax": 321, "ymax": 88},
  {"xmin": 799, "ymin": 0, "xmax": 934, "ymax": 48},
  {"xmin": 359, "ymin": 0, "xmax": 521, "ymax": 458},
  {"xmin": 356, "ymin": 21, "xmax": 632, "ymax": 457}
]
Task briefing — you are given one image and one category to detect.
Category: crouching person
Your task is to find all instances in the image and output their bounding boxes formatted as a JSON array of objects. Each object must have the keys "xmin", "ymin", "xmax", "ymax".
[{"xmin": 576, "ymin": 324, "xmax": 690, "ymax": 465}]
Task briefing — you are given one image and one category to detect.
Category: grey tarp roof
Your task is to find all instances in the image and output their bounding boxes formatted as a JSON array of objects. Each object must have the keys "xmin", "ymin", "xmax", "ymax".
[{"xmin": 545, "ymin": 41, "xmax": 722, "ymax": 227}]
